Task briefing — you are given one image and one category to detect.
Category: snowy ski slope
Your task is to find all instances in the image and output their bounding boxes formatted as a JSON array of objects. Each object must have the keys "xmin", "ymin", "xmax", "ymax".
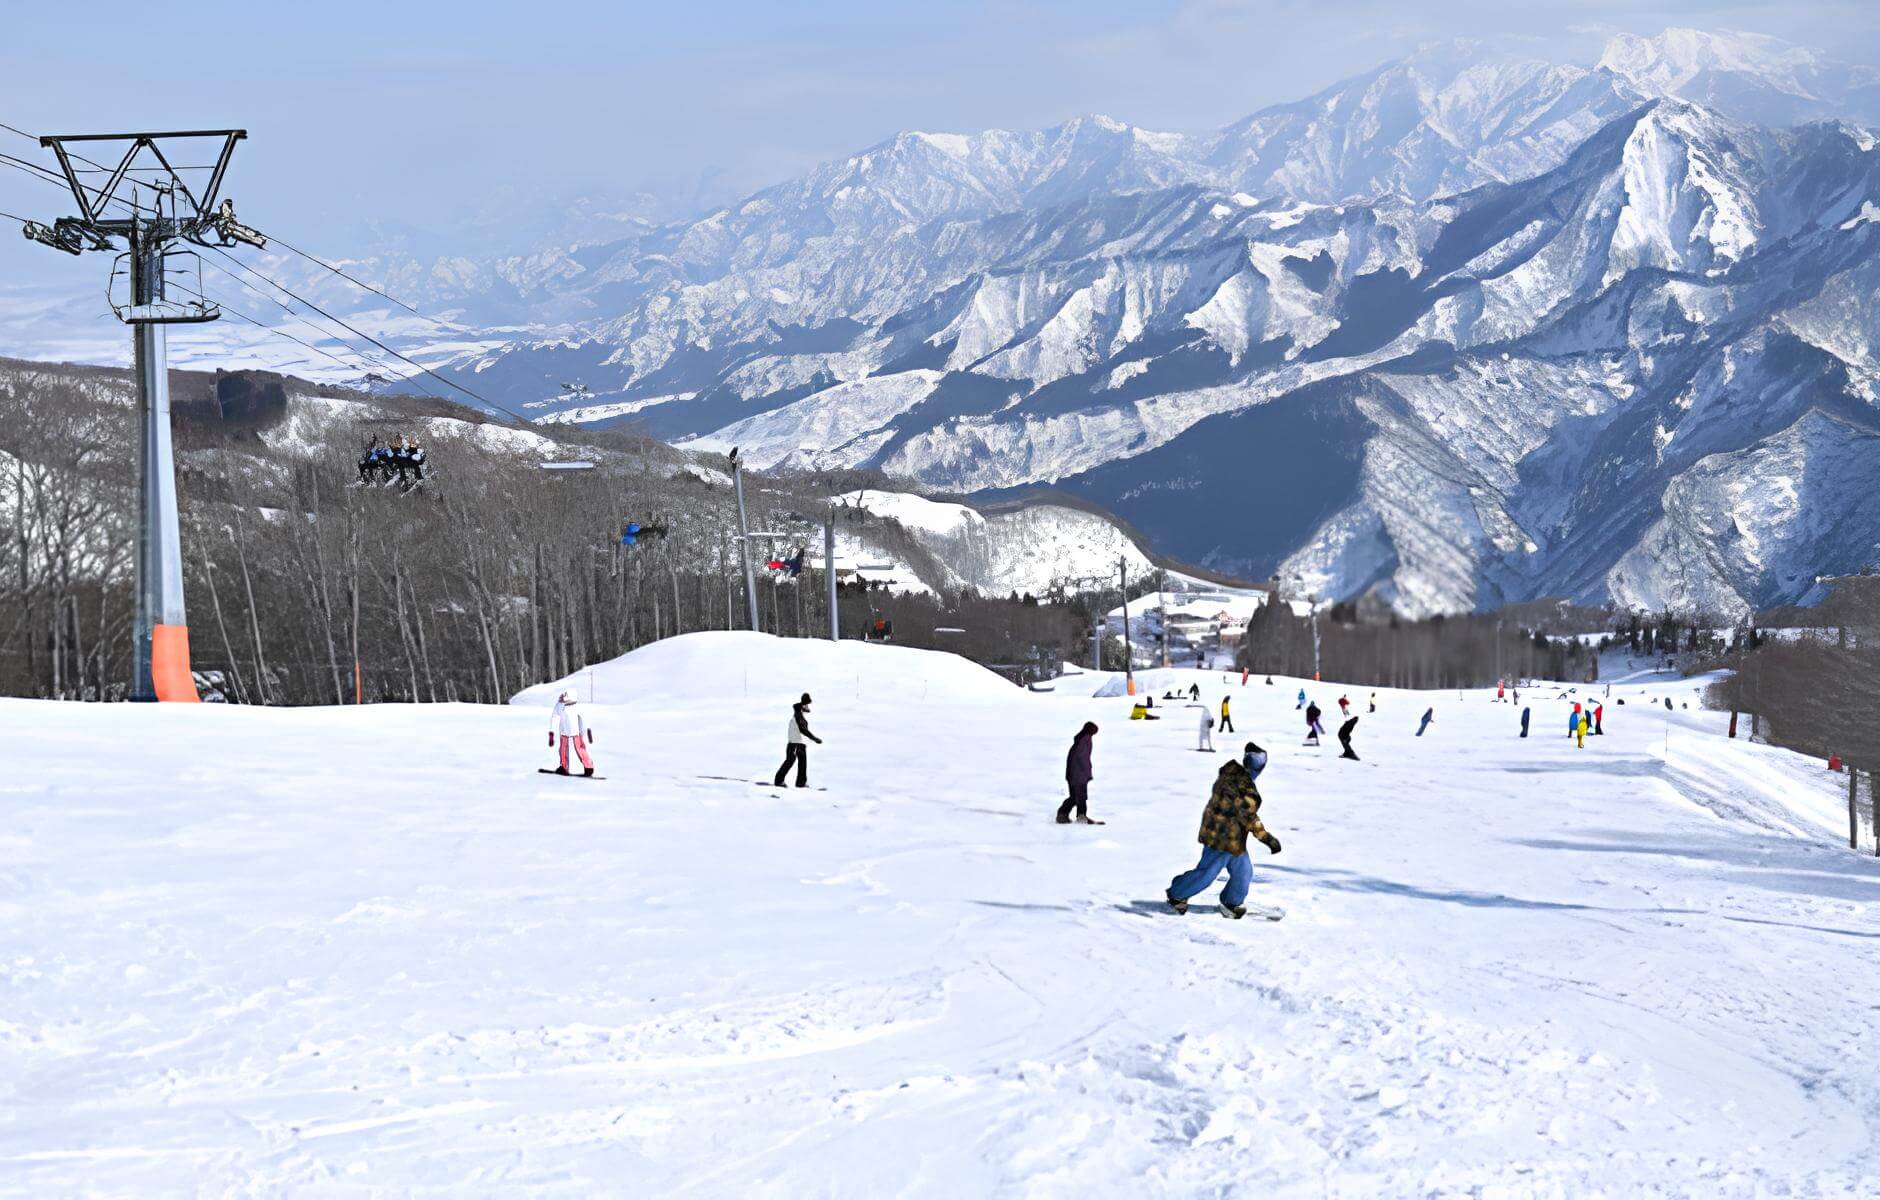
[{"xmin": 3, "ymin": 633, "xmax": 1876, "ymax": 1195}]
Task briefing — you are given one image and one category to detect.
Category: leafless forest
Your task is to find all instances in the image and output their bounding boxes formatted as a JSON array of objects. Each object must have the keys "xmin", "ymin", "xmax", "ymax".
[{"xmin": 0, "ymin": 362, "xmax": 1086, "ymax": 703}]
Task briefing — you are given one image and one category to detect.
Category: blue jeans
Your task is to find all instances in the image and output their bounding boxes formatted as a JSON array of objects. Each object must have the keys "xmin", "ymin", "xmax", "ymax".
[{"xmin": 1169, "ymin": 847, "xmax": 1253, "ymax": 908}]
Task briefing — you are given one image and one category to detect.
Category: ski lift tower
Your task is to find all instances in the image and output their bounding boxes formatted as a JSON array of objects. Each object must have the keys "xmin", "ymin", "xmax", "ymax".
[{"xmin": 22, "ymin": 131, "xmax": 265, "ymax": 701}]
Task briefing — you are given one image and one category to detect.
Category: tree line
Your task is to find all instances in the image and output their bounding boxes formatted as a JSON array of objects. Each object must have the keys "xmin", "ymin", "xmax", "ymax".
[
  {"xmin": 0, "ymin": 363, "xmax": 1091, "ymax": 703},
  {"xmin": 1237, "ymin": 598, "xmax": 1600, "ymax": 688},
  {"xmin": 1706, "ymin": 578, "xmax": 1880, "ymax": 851}
]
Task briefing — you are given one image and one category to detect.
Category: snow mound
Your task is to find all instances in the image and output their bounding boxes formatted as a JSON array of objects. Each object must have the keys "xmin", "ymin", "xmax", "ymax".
[{"xmin": 511, "ymin": 631, "xmax": 1017, "ymax": 708}]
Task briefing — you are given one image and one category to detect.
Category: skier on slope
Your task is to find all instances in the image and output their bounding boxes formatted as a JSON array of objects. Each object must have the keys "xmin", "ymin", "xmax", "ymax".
[
  {"xmin": 1574, "ymin": 708, "xmax": 1588, "ymax": 750},
  {"xmin": 1220, "ymin": 694, "xmax": 1235, "ymax": 734},
  {"xmin": 774, "ymin": 693, "xmax": 822, "ymax": 788},
  {"xmin": 1304, "ymin": 701, "xmax": 1323, "ymax": 746},
  {"xmin": 548, "ymin": 690, "xmax": 596, "ymax": 776},
  {"xmin": 1568, "ymin": 703, "xmax": 1582, "ymax": 740},
  {"xmin": 1058, "ymin": 722, "xmax": 1100, "ymax": 824},
  {"xmin": 1416, "ymin": 707, "xmax": 1434, "ymax": 737},
  {"xmin": 1337, "ymin": 715, "xmax": 1360, "ymax": 761},
  {"xmin": 1337, "ymin": 694, "xmax": 1350, "ymax": 718},
  {"xmin": 1197, "ymin": 705, "xmax": 1215, "ymax": 752},
  {"xmin": 1165, "ymin": 742, "xmax": 1282, "ymax": 919},
  {"xmin": 1497, "ymin": 679, "xmax": 1506, "ymax": 703},
  {"xmin": 1368, "ymin": 691, "xmax": 1377, "ymax": 713},
  {"xmin": 1593, "ymin": 703, "xmax": 1604, "ymax": 736},
  {"xmin": 1189, "ymin": 682, "xmax": 1200, "ymax": 702},
  {"xmin": 1296, "ymin": 687, "xmax": 1307, "ymax": 711}
]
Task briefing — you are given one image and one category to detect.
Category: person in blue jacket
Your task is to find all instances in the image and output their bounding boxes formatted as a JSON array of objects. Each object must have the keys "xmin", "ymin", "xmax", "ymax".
[{"xmin": 1520, "ymin": 706, "xmax": 1531, "ymax": 738}]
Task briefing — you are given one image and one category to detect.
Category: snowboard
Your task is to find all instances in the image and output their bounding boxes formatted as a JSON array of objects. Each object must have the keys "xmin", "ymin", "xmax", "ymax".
[
  {"xmin": 1123, "ymin": 899, "xmax": 1285, "ymax": 921},
  {"xmin": 1055, "ymin": 817, "xmax": 1107, "ymax": 826},
  {"xmin": 539, "ymin": 768, "xmax": 606, "ymax": 780},
  {"xmin": 693, "ymin": 774, "xmax": 828, "ymax": 792}
]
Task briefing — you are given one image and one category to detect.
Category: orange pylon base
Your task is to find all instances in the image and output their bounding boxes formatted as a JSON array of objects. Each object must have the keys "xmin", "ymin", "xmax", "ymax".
[{"xmin": 151, "ymin": 624, "xmax": 200, "ymax": 702}]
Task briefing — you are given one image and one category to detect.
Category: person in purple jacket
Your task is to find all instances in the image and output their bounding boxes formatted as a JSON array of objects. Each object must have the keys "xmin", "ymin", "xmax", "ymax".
[{"xmin": 1057, "ymin": 722, "xmax": 1100, "ymax": 824}]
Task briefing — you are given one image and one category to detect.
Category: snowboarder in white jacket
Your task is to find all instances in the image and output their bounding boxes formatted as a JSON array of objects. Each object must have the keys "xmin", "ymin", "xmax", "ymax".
[
  {"xmin": 549, "ymin": 691, "xmax": 595, "ymax": 776},
  {"xmin": 1197, "ymin": 706, "xmax": 1215, "ymax": 751},
  {"xmin": 774, "ymin": 693, "xmax": 822, "ymax": 788}
]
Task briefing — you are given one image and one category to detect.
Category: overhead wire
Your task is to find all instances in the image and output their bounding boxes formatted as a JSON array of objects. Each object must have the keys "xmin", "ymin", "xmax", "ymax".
[
  {"xmin": 3, "ymin": 117, "xmax": 546, "ymax": 425},
  {"xmin": 240, "ymin": 230, "xmax": 461, "ymax": 330},
  {"xmin": 201, "ymin": 255, "xmax": 413, "ymax": 379},
  {"xmin": 169, "ymin": 274, "xmax": 409, "ymax": 381},
  {"xmin": 200, "ymin": 245, "xmax": 533, "ymax": 422}
]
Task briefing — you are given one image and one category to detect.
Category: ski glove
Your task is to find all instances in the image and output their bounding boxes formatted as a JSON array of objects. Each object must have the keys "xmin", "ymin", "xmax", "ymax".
[
  {"xmin": 548, "ymin": 732, "xmax": 555, "ymax": 746},
  {"xmin": 587, "ymin": 730, "xmax": 595, "ymax": 743},
  {"xmin": 1262, "ymin": 834, "xmax": 1282, "ymax": 855}
]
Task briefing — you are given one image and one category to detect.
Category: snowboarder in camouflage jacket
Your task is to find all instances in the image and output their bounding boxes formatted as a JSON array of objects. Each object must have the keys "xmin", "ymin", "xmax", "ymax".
[{"xmin": 1167, "ymin": 749, "xmax": 1282, "ymax": 918}]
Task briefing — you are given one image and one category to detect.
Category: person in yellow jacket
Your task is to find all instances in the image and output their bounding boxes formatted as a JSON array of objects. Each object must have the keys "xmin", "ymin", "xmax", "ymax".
[
  {"xmin": 1575, "ymin": 709, "xmax": 1587, "ymax": 749},
  {"xmin": 1219, "ymin": 694, "xmax": 1235, "ymax": 733}
]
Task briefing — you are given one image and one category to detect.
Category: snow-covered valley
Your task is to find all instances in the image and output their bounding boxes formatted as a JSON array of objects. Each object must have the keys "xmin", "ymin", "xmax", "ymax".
[{"xmin": 4, "ymin": 633, "xmax": 1875, "ymax": 1195}]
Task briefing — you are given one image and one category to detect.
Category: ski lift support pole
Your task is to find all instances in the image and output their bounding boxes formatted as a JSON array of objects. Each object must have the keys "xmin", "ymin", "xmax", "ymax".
[
  {"xmin": 1120, "ymin": 556, "xmax": 1134, "ymax": 696},
  {"xmin": 24, "ymin": 130, "xmax": 261, "ymax": 702},
  {"xmin": 729, "ymin": 449, "xmax": 760, "ymax": 632},
  {"xmin": 825, "ymin": 505, "xmax": 838, "ymax": 641}
]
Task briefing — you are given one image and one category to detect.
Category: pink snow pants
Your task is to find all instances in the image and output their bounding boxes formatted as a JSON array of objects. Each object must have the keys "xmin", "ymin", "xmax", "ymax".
[{"xmin": 559, "ymin": 734, "xmax": 594, "ymax": 772}]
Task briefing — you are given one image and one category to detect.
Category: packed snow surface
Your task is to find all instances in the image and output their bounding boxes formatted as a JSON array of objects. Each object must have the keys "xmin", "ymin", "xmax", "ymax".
[{"xmin": 4, "ymin": 634, "xmax": 1878, "ymax": 1195}]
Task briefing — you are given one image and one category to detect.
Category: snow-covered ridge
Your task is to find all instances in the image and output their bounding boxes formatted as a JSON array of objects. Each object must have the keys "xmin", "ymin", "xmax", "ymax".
[{"xmin": 835, "ymin": 489, "xmax": 1161, "ymax": 597}]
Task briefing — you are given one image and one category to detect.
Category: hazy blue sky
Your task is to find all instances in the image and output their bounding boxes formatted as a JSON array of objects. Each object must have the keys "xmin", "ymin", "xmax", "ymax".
[{"xmin": 2, "ymin": 0, "xmax": 1877, "ymax": 252}]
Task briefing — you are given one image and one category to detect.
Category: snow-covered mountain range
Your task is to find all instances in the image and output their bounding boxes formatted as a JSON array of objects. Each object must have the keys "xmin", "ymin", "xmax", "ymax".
[
  {"xmin": 420, "ymin": 29, "xmax": 1880, "ymax": 618},
  {"xmin": 17, "ymin": 28, "xmax": 1877, "ymax": 618}
]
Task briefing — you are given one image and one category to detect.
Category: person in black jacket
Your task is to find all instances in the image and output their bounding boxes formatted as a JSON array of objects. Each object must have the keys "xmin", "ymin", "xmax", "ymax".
[
  {"xmin": 1337, "ymin": 715, "xmax": 1359, "ymax": 760},
  {"xmin": 1057, "ymin": 722, "xmax": 1099, "ymax": 824},
  {"xmin": 773, "ymin": 693, "xmax": 822, "ymax": 787}
]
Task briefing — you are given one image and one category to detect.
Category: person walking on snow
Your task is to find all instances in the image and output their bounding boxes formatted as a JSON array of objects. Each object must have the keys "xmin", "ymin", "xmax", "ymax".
[
  {"xmin": 1520, "ymin": 706, "xmax": 1531, "ymax": 738},
  {"xmin": 548, "ymin": 690, "xmax": 596, "ymax": 776},
  {"xmin": 774, "ymin": 693, "xmax": 822, "ymax": 788},
  {"xmin": 1416, "ymin": 707, "xmax": 1434, "ymax": 737},
  {"xmin": 1219, "ymin": 694, "xmax": 1235, "ymax": 734},
  {"xmin": 1368, "ymin": 692, "xmax": 1377, "ymax": 714},
  {"xmin": 1058, "ymin": 721, "xmax": 1099, "ymax": 824},
  {"xmin": 1197, "ymin": 706, "xmax": 1215, "ymax": 752},
  {"xmin": 1337, "ymin": 694, "xmax": 1350, "ymax": 718},
  {"xmin": 1296, "ymin": 687, "xmax": 1306, "ymax": 710},
  {"xmin": 1305, "ymin": 701, "xmax": 1323, "ymax": 746},
  {"xmin": 1575, "ymin": 709, "xmax": 1587, "ymax": 750},
  {"xmin": 1337, "ymin": 715, "xmax": 1360, "ymax": 760},
  {"xmin": 1166, "ymin": 743, "xmax": 1282, "ymax": 918},
  {"xmin": 1189, "ymin": 682, "xmax": 1200, "ymax": 702},
  {"xmin": 1593, "ymin": 703, "xmax": 1604, "ymax": 735}
]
